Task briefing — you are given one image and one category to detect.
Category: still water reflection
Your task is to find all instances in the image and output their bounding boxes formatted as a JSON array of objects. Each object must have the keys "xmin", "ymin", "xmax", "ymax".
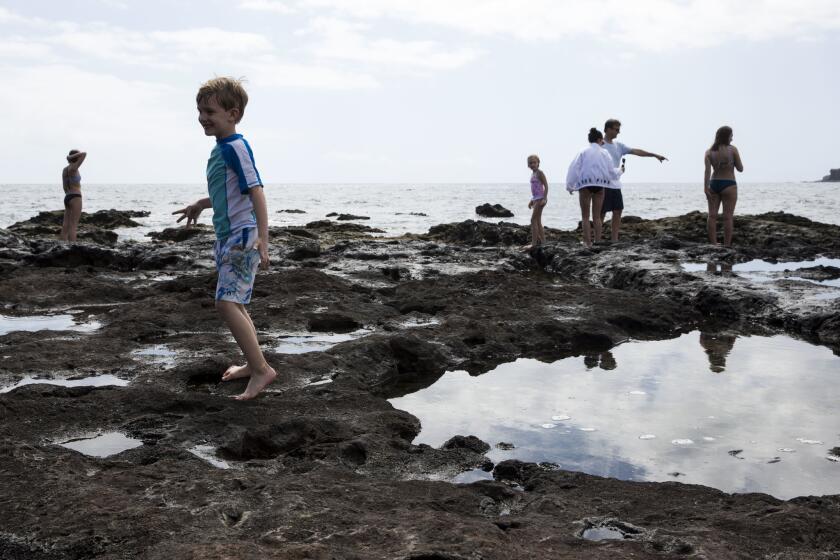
[
  {"xmin": 0, "ymin": 314, "xmax": 101, "ymax": 336},
  {"xmin": 390, "ymin": 332, "xmax": 840, "ymax": 499}
]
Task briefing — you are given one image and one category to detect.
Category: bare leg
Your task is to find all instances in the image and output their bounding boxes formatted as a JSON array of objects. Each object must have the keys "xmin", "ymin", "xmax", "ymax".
[
  {"xmin": 610, "ymin": 209, "xmax": 622, "ymax": 241},
  {"xmin": 60, "ymin": 204, "xmax": 70, "ymax": 241},
  {"xmin": 61, "ymin": 196, "xmax": 82, "ymax": 242},
  {"xmin": 221, "ymin": 305, "xmax": 259, "ymax": 381},
  {"xmin": 532, "ymin": 200, "xmax": 546, "ymax": 246},
  {"xmin": 706, "ymin": 191, "xmax": 722, "ymax": 244},
  {"xmin": 530, "ymin": 203, "xmax": 539, "ymax": 247},
  {"xmin": 216, "ymin": 300, "xmax": 277, "ymax": 399},
  {"xmin": 721, "ymin": 186, "xmax": 738, "ymax": 247},
  {"xmin": 592, "ymin": 190, "xmax": 604, "ymax": 243},
  {"xmin": 579, "ymin": 190, "xmax": 592, "ymax": 247},
  {"xmin": 600, "ymin": 211, "xmax": 608, "ymax": 241},
  {"xmin": 67, "ymin": 197, "xmax": 82, "ymax": 242}
]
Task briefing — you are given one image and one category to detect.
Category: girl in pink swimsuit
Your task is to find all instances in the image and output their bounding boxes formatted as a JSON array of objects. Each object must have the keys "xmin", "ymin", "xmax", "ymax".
[{"xmin": 524, "ymin": 154, "xmax": 549, "ymax": 250}]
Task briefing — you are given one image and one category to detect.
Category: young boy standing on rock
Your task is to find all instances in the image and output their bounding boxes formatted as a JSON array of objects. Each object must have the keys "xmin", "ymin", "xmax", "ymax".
[{"xmin": 173, "ymin": 77, "xmax": 277, "ymax": 400}]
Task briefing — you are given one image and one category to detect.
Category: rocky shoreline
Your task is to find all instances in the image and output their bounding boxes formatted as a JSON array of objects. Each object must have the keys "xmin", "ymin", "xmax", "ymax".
[
  {"xmin": 820, "ymin": 168, "xmax": 840, "ymax": 182},
  {"xmin": 1, "ymin": 209, "xmax": 840, "ymax": 559}
]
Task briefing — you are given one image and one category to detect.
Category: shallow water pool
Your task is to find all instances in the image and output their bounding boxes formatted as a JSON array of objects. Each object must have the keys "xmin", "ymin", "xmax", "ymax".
[
  {"xmin": 390, "ymin": 332, "xmax": 840, "ymax": 499},
  {"xmin": 58, "ymin": 432, "xmax": 143, "ymax": 458},
  {"xmin": 683, "ymin": 257, "xmax": 840, "ymax": 288},
  {"xmin": 274, "ymin": 329, "xmax": 372, "ymax": 354},
  {"xmin": 0, "ymin": 314, "xmax": 101, "ymax": 336},
  {"xmin": 1, "ymin": 374, "xmax": 128, "ymax": 394}
]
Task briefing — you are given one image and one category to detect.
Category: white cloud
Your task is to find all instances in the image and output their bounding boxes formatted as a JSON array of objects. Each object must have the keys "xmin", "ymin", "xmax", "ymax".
[
  {"xmin": 96, "ymin": 0, "xmax": 129, "ymax": 9},
  {"xmin": 239, "ymin": 0, "xmax": 297, "ymax": 14},
  {"xmin": 38, "ymin": 25, "xmax": 276, "ymax": 69},
  {"xmin": 0, "ymin": 63, "xmax": 203, "ymax": 182},
  {"xmin": 303, "ymin": 18, "xmax": 480, "ymax": 70},
  {"xmin": 298, "ymin": 0, "xmax": 840, "ymax": 51},
  {"xmin": 244, "ymin": 58, "xmax": 379, "ymax": 89},
  {"xmin": 0, "ymin": 7, "xmax": 26, "ymax": 24},
  {"xmin": 0, "ymin": 9, "xmax": 376, "ymax": 90},
  {"xmin": 0, "ymin": 38, "xmax": 55, "ymax": 60}
]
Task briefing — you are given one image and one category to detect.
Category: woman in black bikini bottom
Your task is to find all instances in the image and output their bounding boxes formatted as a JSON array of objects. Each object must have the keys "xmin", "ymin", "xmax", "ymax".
[
  {"xmin": 704, "ymin": 126, "xmax": 743, "ymax": 247},
  {"xmin": 709, "ymin": 179, "xmax": 736, "ymax": 194},
  {"xmin": 61, "ymin": 149, "xmax": 86, "ymax": 242}
]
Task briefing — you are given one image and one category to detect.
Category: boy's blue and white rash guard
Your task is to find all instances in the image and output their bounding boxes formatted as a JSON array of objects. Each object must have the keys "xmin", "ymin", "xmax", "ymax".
[{"xmin": 206, "ymin": 133, "xmax": 263, "ymax": 240}]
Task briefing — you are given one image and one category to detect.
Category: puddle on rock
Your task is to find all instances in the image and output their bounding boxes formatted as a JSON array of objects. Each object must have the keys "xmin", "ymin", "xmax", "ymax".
[
  {"xmin": 390, "ymin": 332, "xmax": 840, "ymax": 499},
  {"xmin": 580, "ymin": 519, "xmax": 644, "ymax": 542},
  {"xmin": 131, "ymin": 345, "xmax": 178, "ymax": 368},
  {"xmin": 58, "ymin": 432, "xmax": 143, "ymax": 457},
  {"xmin": 188, "ymin": 445, "xmax": 232, "ymax": 469},
  {"xmin": 0, "ymin": 314, "xmax": 101, "ymax": 336},
  {"xmin": 683, "ymin": 257, "xmax": 840, "ymax": 289},
  {"xmin": 452, "ymin": 469, "xmax": 494, "ymax": 484},
  {"xmin": 398, "ymin": 316, "xmax": 441, "ymax": 329},
  {"xmin": 582, "ymin": 526, "xmax": 626, "ymax": 541},
  {"xmin": 274, "ymin": 329, "xmax": 372, "ymax": 354},
  {"xmin": 1, "ymin": 374, "xmax": 128, "ymax": 394}
]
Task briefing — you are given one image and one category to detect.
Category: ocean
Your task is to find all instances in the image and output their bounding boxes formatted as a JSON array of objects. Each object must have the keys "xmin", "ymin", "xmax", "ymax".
[{"xmin": 1, "ymin": 182, "xmax": 838, "ymax": 241}]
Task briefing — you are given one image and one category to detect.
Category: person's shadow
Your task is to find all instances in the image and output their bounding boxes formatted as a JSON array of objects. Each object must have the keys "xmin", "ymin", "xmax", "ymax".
[{"xmin": 699, "ymin": 332, "xmax": 737, "ymax": 373}]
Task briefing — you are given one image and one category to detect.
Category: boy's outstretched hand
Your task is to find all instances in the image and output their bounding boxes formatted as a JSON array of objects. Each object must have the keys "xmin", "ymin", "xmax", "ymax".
[{"xmin": 173, "ymin": 204, "xmax": 203, "ymax": 227}]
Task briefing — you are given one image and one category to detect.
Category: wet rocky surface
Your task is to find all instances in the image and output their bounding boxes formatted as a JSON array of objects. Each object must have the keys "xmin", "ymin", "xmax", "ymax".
[
  {"xmin": 1, "ymin": 211, "xmax": 839, "ymax": 558},
  {"xmin": 8, "ymin": 209, "xmax": 150, "ymax": 246}
]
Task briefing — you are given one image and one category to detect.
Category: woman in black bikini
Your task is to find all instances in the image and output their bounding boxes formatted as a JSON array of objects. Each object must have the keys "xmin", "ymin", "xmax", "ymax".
[
  {"xmin": 61, "ymin": 149, "xmax": 86, "ymax": 242},
  {"xmin": 704, "ymin": 126, "xmax": 743, "ymax": 247}
]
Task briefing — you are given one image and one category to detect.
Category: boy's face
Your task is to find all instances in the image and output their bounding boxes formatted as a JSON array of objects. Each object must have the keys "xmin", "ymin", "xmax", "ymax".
[{"xmin": 197, "ymin": 95, "xmax": 239, "ymax": 139}]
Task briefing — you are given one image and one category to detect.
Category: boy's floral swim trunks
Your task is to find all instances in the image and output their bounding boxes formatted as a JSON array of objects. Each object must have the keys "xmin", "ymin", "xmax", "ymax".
[{"xmin": 213, "ymin": 226, "xmax": 260, "ymax": 304}]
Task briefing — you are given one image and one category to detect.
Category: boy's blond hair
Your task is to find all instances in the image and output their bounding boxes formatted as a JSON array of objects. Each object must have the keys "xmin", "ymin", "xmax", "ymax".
[{"xmin": 196, "ymin": 77, "xmax": 249, "ymax": 123}]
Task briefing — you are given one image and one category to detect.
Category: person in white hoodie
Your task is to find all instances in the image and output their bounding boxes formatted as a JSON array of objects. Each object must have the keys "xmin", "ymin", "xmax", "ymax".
[{"xmin": 566, "ymin": 128, "xmax": 624, "ymax": 248}]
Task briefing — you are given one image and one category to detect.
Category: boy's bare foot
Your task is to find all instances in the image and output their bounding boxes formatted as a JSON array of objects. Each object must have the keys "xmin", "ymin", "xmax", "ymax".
[
  {"xmin": 235, "ymin": 363, "xmax": 277, "ymax": 400},
  {"xmin": 222, "ymin": 363, "xmax": 251, "ymax": 381}
]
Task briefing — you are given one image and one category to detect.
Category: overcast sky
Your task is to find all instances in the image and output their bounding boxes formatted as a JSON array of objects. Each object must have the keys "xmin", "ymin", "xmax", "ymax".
[{"xmin": 2, "ymin": 0, "xmax": 838, "ymax": 184}]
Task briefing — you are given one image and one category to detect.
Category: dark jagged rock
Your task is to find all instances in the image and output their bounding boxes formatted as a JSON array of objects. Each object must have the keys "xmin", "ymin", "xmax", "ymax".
[
  {"xmin": 788, "ymin": 265, "xmax": 840, "ymax": 281},
  {"xmin": 336, "ymin": 214, "xmax": 370, "ymax": 221},
  {"xmin": 0, "ymin": 229, "xmax": 30, "ymax": 251},
  {"xmin": 8, "ymin": 209, "xmax": 148, "ymax": 245},
  {"xmin": 77, "ymin": 229, "xmax": 118, "ymax": 245},
  {"xmin": 278, "ymin": 209, "xmax": 306, "ymax": 213},
  {"xmin": 428, "ymin": 220, "xmax": 528, "ymax": 246},
  {"xmin": 306, "ymin": 311, "xmax": 361, "ymax": 333},
  {"xmin": 475, "ymin": 203, "xmax": 514, "ymax": 218},
  {"xmin": 9, "ymin": 209, "xmax": 148, "ymax": 230},
  {"xmin": 425, "ymin": 220, "xmax": 577, "ymax": 247},
  {"xmin": 287, "ymin": 241, "xmax": 321, "ymax": 260},
  {"xmin": 1, "ymin": 209, "xmax": 840, "ymax": 559},
  {"xmin": 442, "ymin": 435, "xmax": 491, "ymax": 454},
  {"xmin": 821, "ymin": 168, "xmax": 840, "ymax": 182},
  {"xmin": 24, "ymin": 244, "xmax": 138, "ymax": 270},
  {"xmin": 284, "ymin": 228, "xmax": 319, "ymax": 240},
  {"xmin": 146, "ymin": 225, "xmax": 213, "ymax": 242},
  {"xmin": 305, "ymin": 220, "xmax": 385, "ymax": 233}
]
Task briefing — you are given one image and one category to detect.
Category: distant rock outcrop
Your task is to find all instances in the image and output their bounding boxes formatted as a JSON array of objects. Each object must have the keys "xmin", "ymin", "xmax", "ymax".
[
  {"xmin": 475, "ymin": 203, "xmax": 514, "ymax": 218},
  {"xmin": 821, "ymin": 168, "xmax": 840, "ymax": 182}
]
